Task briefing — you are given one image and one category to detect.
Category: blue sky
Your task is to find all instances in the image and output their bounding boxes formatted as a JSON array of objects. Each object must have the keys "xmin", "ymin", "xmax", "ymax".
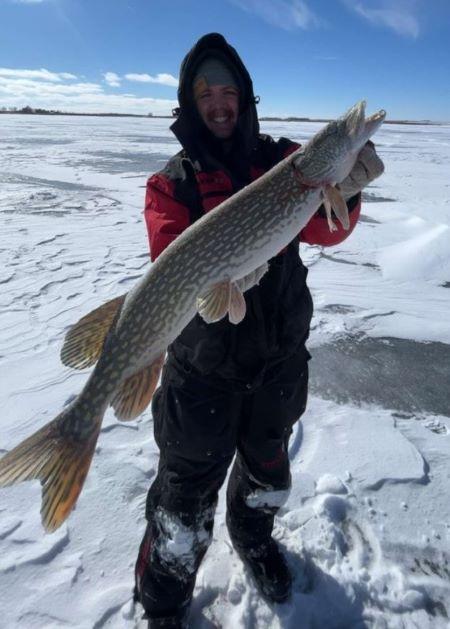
[{"xmin": 0, "ymin": 0, "xmax": 449, "ymax": 121}]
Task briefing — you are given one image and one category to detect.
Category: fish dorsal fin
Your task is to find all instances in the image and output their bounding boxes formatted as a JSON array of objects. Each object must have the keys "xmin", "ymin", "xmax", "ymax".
[
  {"xmin": 235, "ymin": 262, "xmax": 269, "ymax": 293},
  {"xmin": 112, "ymin": 353, "xmax": 165, "ymax": 421},
  {"xmin": 197, "ymin": 280, "xmax": 247, "ymax": 325},
  {"xmin": 324, "ymin": 184, "xmax": 350, "ymax": 231},
  {"xmin": 61, "ymin": 294, "xmax": 126, "ymax": 370}
]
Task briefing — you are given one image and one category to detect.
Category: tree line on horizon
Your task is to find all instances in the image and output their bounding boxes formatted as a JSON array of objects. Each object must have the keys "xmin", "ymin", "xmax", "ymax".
[
  {"xmin": 0, "ymin": 105, "xmax": 436, "ymax": 125},
  {"xmin": 0, "ymin": 105, "xmax": 161, "ymax": 118}
]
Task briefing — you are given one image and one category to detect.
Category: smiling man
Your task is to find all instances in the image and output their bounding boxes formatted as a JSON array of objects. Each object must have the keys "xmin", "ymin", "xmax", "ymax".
[
  {"xmin": 193, "ymin": 58, "xmax": 240, "ymax": 139},
  {"xmin": 134, "ymin": 32, "xmax": 384, "ymax": 629}
]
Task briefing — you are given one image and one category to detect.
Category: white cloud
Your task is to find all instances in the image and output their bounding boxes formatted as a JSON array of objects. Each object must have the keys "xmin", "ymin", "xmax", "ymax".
[
  {"xmin": 0, "ymin": 68, "xmax": 77, "ymax": 81},
  {"xmin": 0, "ymin": 77, "xmax": 103, "ymax": 96},
  {"xmin": 0, "ymin": 71, "xmax": 177, "ymax": 115},
  {"xmin": 124, "ymin": 73, "xmax": 178, "ymax": 87},
  {"xmin": 229, "ymin": 0, "xmax": 321, "ymax": 30},
  {"xmin": 342, "ymin": 0, "xmax": 420, "ymax": 38},
  {"xmin": 103, "ymin": 72, "xmax": 121, "ymax": 87}
]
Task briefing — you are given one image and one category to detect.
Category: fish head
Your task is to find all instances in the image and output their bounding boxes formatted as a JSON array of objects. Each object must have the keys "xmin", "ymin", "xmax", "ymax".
[{"xmin": 292, "ymin": 101, "xmax": 386, "ymax": 187}]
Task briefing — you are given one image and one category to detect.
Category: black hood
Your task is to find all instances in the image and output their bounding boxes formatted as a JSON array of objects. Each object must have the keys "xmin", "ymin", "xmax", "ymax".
[{"xmin": 170, "ymin": 33, "xmax": 260, "ymax": 175}]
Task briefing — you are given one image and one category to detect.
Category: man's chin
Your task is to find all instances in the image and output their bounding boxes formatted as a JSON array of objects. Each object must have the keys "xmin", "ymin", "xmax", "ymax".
[
  {"xmin": 207, "ymin": 121, "xmax": 237, "ymax": 139},
  {"xmin": 214, "ymin": 130, "xmax": 234, "ymax": 139}
]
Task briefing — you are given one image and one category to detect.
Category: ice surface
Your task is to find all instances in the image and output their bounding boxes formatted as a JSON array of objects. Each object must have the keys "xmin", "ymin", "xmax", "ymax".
[{"xmin": 0, "ymin": 115, "xmax": 449, "ymax": 627}]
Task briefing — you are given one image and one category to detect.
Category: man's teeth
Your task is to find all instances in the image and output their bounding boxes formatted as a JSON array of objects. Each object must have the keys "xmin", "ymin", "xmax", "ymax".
[{"xmin": 213, "ymin": 116, "xmax": 228, "ymax": 123}]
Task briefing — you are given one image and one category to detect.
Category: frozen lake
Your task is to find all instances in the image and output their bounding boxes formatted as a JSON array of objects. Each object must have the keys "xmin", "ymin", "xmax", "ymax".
[{"xmin": 0, "ymin": 114, "xmax": 449, "ymax": 628}]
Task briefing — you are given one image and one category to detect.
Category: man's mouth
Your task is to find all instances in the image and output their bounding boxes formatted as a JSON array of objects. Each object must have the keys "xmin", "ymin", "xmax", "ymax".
[
  {"xmin": 204, "ymin": 110, "xmax": 237, "ymax": 137},
  {"xmin": 209, "ymin": 112, "xmax": 234, "ymax": 125}
]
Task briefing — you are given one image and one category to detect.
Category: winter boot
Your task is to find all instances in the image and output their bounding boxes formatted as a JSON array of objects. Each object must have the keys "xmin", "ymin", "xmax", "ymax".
[
  {"xmin": 233, "ymin": 537, "xmax": 293, "ymax": 603},
  {"xmin": 134, "ymin": 524, "xmax": 193, "ymax": 627}
]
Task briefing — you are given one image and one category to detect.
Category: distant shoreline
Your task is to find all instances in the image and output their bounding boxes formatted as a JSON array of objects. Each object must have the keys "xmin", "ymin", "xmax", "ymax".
[{"xmin": 0, "ymin": 109, "xmax": 444, "ymax": 126}]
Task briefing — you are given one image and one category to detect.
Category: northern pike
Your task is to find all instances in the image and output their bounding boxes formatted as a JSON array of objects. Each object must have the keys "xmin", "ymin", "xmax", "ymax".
[{"xmin": 0, "ymin": 101, "xmax": 385, "ymax": 532}]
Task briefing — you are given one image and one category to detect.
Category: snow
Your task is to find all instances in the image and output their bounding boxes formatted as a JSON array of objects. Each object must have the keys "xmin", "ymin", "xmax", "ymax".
[
  {"xmin": 154, "ymin": 506, "xmax": 212, "ymax": 576},
  {"xmin": 246, "ymin": 488, "xmax": 291, "ymax": 510},
  {"xmin": 0, "ymin": 113, "xmax": 450, "ymax": 628}
]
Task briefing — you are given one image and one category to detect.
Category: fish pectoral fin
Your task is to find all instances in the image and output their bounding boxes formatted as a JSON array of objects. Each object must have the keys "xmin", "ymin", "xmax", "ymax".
[
  {"xmin": 324, "ymin": 184, "xmax": 350, "ymax": 231},
  {"xmin": 0, "ymin": 407, "xmax": 102, "ymax": 532},
  {"xmin": 197, "ymin": 280, "xmax": 232, "ymax": 323},
  {"xmin": 61, "ymin": 294, "xmax": 127, "ymax": 370},
  {"xmin": 322, "ymin": 190, "xmax": 338, "ymax": 232},
  {"xmin": 111, "ymin": 353, "xmax": 165, "ymax": 421}
]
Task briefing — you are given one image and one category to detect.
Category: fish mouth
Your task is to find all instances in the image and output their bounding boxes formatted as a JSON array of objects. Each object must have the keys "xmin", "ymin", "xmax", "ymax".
[
  {"xmin": 291, "ymin": 100, "xmax": 386, "ymax": 189},
  {"xmin": 363, "ymin": 107, "xmax": 386, "ymax": 138},
  {"xmin": 345, "ymin": 100, "xmax": 366, "ymax": 138},
  {"xmin": 345, "ymin": 100, "xmax": 386, "ymax": 147}
]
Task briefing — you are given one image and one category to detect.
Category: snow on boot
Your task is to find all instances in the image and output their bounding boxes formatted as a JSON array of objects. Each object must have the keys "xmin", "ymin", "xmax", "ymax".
[
  {"xmin": 234, "ymin": 538, "xmax": 292, "ymax": 603},
  {"xmin": 134, "ymin": 524, "xmax": 193, "ymax": 626}
]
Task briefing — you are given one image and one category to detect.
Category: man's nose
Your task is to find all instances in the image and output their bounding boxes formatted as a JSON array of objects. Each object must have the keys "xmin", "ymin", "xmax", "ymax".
[{"xmin": 208, "ymin": 94, "xmax": 228, "ymax": 109}]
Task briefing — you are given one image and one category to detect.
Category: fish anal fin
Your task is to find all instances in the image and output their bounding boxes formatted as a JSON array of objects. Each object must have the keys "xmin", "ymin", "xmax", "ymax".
[
  {"xmin": 112, "ymin": 353, "xmax": 165, "ymax": 421},
  {"xmin": 324, "ymin": 184, "xmax": 350, "ymax": 231},
  {"xmin": 61, "ymin": 294, "xmax": 127, "ymax": 370},
  {"xmin": 0, "ymin": 408, "xmax": 102, "ymax": 532},
  {"xmin": 196, "ymin": 281, "xmax": 231, "ymax": 323}
]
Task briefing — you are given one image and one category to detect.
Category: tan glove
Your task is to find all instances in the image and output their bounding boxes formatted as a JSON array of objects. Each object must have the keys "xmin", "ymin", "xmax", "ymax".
[{"xmin": 339, "ymin": 140, "xmax": 385, "ymax": 200}]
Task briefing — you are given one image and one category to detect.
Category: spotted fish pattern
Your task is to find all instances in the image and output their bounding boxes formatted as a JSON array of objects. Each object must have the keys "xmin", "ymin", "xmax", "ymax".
[{"xmin": 0, "ymin": 102, "xmax": 386, "ymax": 531}]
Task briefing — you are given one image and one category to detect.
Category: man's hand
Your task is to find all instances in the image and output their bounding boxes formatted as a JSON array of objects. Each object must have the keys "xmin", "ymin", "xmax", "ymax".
[{"xmin": 339, "ymin": 141, "xmax": 385, "ymax": 200}]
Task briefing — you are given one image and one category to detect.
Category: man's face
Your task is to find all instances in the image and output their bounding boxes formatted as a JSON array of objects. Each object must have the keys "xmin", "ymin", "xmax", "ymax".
[{"xmin": 194, "ymin": 82, "xmax": 239, "ymax": 139}]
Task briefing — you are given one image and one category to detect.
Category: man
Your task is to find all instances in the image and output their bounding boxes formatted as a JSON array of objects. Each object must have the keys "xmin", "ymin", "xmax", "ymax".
[{"xmin": 134, "ymin": 33, "xmax": 384, "ymax": 628}]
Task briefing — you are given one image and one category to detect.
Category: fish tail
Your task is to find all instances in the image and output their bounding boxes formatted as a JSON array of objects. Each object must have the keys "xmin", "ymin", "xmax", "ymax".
[{"xmin": 0, "ymin": 405, "xmax": 102, "ymax": 532}]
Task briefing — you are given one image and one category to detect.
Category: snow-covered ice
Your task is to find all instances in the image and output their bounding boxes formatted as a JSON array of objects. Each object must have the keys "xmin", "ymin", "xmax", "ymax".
[{"xmin": 0, "ymin": 113, "xmax": 449, "ymax": 628}]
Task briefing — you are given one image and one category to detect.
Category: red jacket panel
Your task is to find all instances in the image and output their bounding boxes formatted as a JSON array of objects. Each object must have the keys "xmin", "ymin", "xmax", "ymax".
[
  {"xmin": 144, "ymin": 173, "xmax": 191, "ymax": 262},
  {"xmin": 299, "ymin": 197, "xmax": 361, "ymax": 246}
]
